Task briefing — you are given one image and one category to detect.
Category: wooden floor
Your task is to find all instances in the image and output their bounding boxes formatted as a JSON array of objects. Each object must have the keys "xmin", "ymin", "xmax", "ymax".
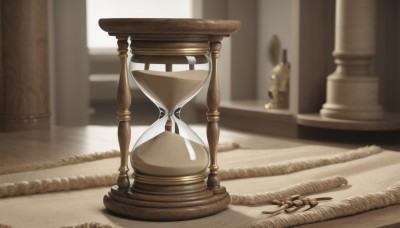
[{"xmin": 0, "ymin": 126, "xmax": 120, "ymax": 167}]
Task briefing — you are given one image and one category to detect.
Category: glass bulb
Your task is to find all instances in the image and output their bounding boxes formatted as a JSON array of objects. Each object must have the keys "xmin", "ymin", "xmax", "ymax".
[{"xmin": 130, "ymin": 54, "xmax": 211, "ymax": 177}]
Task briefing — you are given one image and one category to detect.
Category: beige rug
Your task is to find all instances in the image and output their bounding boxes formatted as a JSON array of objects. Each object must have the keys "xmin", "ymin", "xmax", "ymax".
[
  {"xmin": 0, "ymin": 146, "xmax": 379, "ymax": 199},
  {"xmin": 1, "ymin": 145, "xmax": 400, "ymax": 228}
]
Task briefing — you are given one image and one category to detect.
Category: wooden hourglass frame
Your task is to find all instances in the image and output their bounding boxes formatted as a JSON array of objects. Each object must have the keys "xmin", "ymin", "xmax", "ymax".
[{"xmin": 99, "ymin": 19, "xmax": 240, "ymax": 221}]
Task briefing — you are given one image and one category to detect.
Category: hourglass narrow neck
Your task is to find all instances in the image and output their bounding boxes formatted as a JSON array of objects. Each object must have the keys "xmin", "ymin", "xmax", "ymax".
[
  {"xmin": 158, "ymin": 107, "xmax": 181, "ymax": 119},
  {"xmin": 159, "ymin": 107, "xmax": 182, "ymax": 133}
]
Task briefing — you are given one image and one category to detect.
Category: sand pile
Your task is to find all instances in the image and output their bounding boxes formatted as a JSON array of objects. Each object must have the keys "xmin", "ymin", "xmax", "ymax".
[{"xmin": 131, "ymin": 131, "xmax": 209, "ymax": 176}]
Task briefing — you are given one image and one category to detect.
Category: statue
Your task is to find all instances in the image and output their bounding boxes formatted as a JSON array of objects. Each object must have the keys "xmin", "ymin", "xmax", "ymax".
[{"xmin": 265, "ymin": 49, "xmax": 290, "ymax": 109}]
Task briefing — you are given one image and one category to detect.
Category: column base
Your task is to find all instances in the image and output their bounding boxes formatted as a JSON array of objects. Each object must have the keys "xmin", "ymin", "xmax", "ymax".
[
  {"xmin": 320, "ymin": 74, "xmax": 384, "ymax": 121},
  {"xmin": 0, "ymin": 113, "xmax": 50, "ymax": 132},
  {"xmin": 320, "ymin": 107, "xmax": 384, "ymax": 121}
]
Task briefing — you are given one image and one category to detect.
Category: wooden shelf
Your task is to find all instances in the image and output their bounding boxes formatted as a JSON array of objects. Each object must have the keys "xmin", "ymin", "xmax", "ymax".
[
  {"xmin": 297, "ymin": 113, "xmax": 400, "ymax": 131},
  {"xmin": 202, "ymin": 100, "xmax": 298, "ymax": 137},
  {"xmin": 195, "ymin": 99, "xmax": 400, "ymax": 139},
  {"xmin": 217, "ymin": 100, "xmax": 400, "ymax": 132},
  {"xmin": 220, "ymin": 100, "xmax": 294, "ymax": 122}
]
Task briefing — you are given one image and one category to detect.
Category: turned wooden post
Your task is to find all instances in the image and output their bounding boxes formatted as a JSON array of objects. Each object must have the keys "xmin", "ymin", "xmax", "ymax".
[
  {"xmin": 116, "ymin": 37, "xmax": 131, "ymax": 189},
  {"xmin": 0, "ymin": 0, "xmax": 50, "ymax": 131},
  {"xmin": 207, "ymin": 41, "xmax": 222, "ymax": 190}
]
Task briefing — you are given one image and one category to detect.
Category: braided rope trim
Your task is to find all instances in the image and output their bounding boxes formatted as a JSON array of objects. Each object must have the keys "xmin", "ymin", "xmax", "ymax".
[
  {"xmin": 62, "ymin": 223, "xmax": 118, "ymax": 228},
  {"xmin": 219, "ymin": 145, "xmax": 382, "ymax": 180},
  {"xmin": 0, "ymin": 150, "xmax": 120, "ymax": 176},
  {"xmin": 250, "ymin": 182, "xmax": 400, "ymax": 228},
  {"xmin": 230, "ymin": 176, "xmax": 348, "ymax": 205},
  {"xmin": 0, "ymin": 224, "xmax": 12, "ymax": 228},
  {"xmin": 0, "ymin": 174, "xmax": 117, "ymax": 198},
  {"xmin": 219, "ymin": 142, "xmax": 240, "ymax": 152},
  {"xmin": 0, "ymin": 142, "xmax": 240, "ymax": 176}
]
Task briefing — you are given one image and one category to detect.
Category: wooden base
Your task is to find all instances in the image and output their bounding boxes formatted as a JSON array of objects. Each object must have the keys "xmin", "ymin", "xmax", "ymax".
[{"xmin": 103, "ymin": 182, "xmax": 230, "ymax": 221}]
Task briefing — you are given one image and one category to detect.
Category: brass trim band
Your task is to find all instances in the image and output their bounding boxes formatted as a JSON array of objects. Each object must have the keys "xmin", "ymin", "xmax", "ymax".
[
  {"xmin": 134, "ymin": 172, "xmax": 207, "ymax": 185},
  {"xmin": 132, "ymin": 47, "xmax": 209, "ymax": 56}
]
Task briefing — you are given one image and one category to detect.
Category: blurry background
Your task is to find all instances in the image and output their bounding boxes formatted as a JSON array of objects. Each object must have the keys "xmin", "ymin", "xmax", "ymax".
[
  {"xmin": 86, "ymin": 0, "xmax": 195, "ymax": 126},
  {"xmin": 1, "ymin": 0, "xmax": 400, "ymax": 140}
]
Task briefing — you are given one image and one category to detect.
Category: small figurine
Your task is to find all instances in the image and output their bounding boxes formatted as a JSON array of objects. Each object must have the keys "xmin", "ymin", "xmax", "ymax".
[{"xmin": 265, "ymin": 49, "xmax": 290, "ymax": 110}]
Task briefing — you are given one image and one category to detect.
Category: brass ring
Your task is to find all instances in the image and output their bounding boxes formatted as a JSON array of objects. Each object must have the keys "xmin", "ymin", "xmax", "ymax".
[
  {"xmin": 132, "ymin": 47, "xmax": 209, "ymax": 56},
  {"xmin": 134, "ymin": 172, "xmax": 207, "ymax": 185}
]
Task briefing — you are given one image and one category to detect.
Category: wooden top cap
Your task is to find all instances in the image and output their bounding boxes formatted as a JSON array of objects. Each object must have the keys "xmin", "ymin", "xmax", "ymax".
[{"xmin": 99, "ymin": 18, "xmax": 241, "ymax": 37}]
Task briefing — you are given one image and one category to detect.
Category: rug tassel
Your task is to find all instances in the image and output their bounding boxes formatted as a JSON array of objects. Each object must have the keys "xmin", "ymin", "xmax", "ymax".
[
  {"xmin": 62, "ymin": 222, "xmax": 117, "ymax": 228},
  {"xmin": 0, "ymin": 174, "xmax": 117, "ymax": 198},
  {"xmin": 0, "ymin": 151, "xmax": 121, "ymax": 175}
]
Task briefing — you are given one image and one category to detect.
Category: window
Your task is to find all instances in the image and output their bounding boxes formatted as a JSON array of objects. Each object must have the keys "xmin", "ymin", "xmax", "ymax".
[
  {"xmin": 86, "ymin": 0, "xmax": 195, "ymax": 105},
  {"xmin": 86, "ymin": 0, "xmax": 193, "ymax": 49}
]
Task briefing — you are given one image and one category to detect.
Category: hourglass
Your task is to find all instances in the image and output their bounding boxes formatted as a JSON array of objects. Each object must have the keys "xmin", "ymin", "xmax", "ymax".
[{"xmin": 99, "ymin": 19, "xmax": 240, "ymax": 220}]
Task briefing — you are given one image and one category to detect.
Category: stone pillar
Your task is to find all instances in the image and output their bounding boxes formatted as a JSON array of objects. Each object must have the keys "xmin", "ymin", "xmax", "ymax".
[
  {"xmin": 320, "ymin": 0, "xmax": 383, "ymax": 120},
  {"xmin": 0, "ymin": 0, "xmax": 50, "ymax": 131}
]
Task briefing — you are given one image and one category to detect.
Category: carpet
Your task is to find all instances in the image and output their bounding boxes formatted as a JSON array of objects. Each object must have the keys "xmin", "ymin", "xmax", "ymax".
[{"xmin": 1, "ymin": 145, "xmax": 400, "ymax": 228}]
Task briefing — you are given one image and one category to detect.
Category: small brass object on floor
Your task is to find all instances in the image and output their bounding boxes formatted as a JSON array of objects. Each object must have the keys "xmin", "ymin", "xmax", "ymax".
[{"xmin": 262, "ymin": 195, "xmax": 333, "ymax": 215}]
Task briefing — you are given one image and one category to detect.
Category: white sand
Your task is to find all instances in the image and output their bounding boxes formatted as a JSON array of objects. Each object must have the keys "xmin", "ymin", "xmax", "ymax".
[
  {"xmin": 131, "ymin": 131, "xmax": 209, "ymax": 177},
  {"xmin": 133, "ymin": 70, "xmax": 208, "ymax": 110}
]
